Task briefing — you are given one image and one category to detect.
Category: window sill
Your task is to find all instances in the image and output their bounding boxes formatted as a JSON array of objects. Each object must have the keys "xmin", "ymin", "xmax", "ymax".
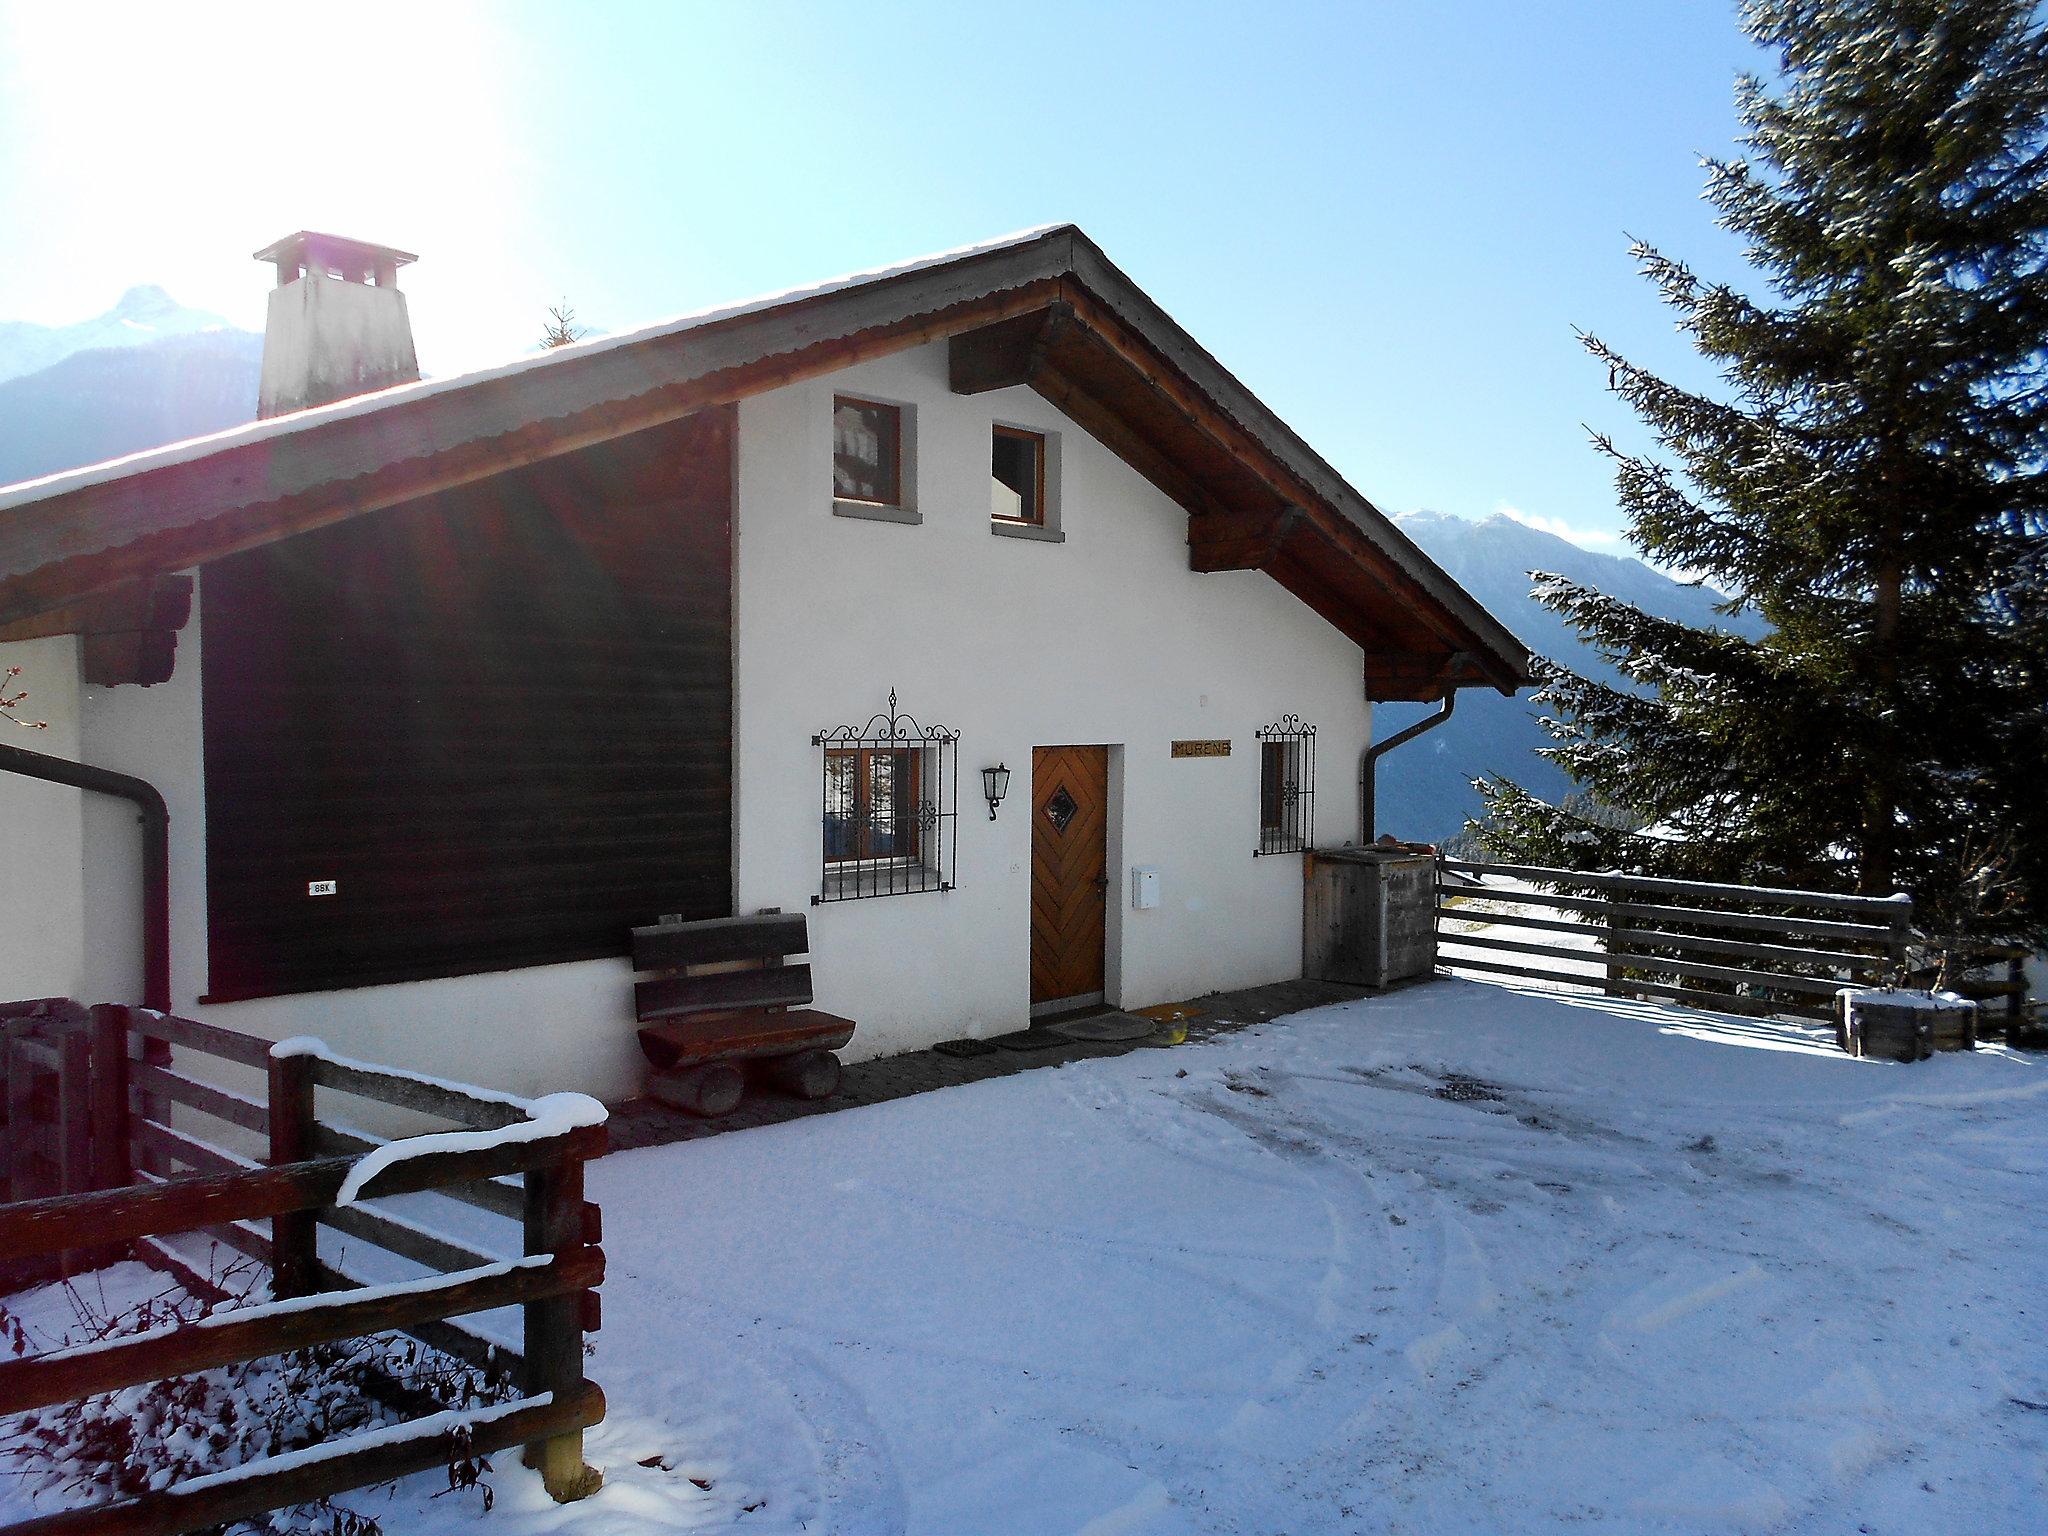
[
  {"xmin": 991, "ymin": 519, "xmax": 1065, "ymax": 543},
  {"xmin": 834, "ymin": 498, "xmax": 921, "ymax": 526},
  {"xmin": 1256, "ymin": 839, "xmax": 1307, "ymax": 858},
  {"xmin": 817, "ymin": 862, "xmax": 951, "ymax": 903}
]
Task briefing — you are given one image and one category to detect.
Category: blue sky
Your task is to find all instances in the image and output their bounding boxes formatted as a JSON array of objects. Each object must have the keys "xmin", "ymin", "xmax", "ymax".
[{"xmin": 0, "ymin": 1, "xmax": 1765, "ymax": 548}]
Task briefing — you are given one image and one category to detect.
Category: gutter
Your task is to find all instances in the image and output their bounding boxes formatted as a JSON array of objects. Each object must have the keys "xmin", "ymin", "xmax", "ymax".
[
  {"xmin": 1360, "ymin": 688, "xmax": 1459, "ymax": 844},
  {"xmin": 0, "ymin": 740, "xmax": 169, "ymax": 1012}
]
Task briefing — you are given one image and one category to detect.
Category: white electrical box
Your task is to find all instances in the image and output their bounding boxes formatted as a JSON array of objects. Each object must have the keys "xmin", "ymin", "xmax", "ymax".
[{"xmin": 1131, "ymin": 866, "xmax": 1161, "ymax": 909}]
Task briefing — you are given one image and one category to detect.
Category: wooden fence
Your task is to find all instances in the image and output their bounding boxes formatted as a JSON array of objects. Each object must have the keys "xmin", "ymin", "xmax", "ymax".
[
  {"xmin": 0, "ymin": 1000, "xmax": 607, "ymax": 1535},
  {"xmin": 1941, "ymin": 944, "xmax": 2034, "ymax": 1035},
  {"xmin": 1435, "ymin": 859, "xmax": 1915, "ymax": 1022}
]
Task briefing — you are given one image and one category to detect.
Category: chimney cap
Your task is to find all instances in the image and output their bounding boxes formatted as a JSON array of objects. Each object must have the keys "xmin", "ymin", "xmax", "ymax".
[{"xmin": 254, "ymin": 230, "xmax": 418, "ymax": 273}]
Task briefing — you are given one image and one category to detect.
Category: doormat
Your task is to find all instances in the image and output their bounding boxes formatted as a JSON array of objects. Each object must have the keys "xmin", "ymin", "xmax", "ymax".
[
  {"xmin": 987, "ymin": 1030, "xmax": 1068, "ymax": 1052},
  {"xmin": 1043, "ymin": 1013, "xmax": 1157, "ymax": 1044},
  {"xmin": 932, "ymin": 1037, "xmax": 999, "ymax": 1058}
]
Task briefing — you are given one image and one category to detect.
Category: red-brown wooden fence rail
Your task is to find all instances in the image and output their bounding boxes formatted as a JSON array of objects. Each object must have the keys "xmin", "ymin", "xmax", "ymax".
[{"xmin": 0, "ymin": 1000, "xmax": 608, "ymax": 1535}]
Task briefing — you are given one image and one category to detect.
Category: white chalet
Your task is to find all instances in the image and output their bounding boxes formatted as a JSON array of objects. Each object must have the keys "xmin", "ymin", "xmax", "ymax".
[{"xmin": 0, "ymin": 226, "xmax": 1527, "ymax": 1100}]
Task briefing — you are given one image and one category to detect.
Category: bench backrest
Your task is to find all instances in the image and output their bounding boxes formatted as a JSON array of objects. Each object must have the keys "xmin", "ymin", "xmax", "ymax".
[{"xmin": 630, "ymin": 912, "xmax": 813, "ymax": 1022}]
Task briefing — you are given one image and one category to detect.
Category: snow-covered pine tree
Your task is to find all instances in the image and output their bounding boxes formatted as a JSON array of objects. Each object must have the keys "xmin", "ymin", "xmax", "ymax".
[{"xmin": 1474, "ymin": 0, "xmax": 2048, "ymax": 948}]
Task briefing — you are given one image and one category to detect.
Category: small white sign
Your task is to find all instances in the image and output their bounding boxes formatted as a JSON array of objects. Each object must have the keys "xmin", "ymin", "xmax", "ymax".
[{"xmin": 307, "ymin": 879, "xmax": 337, "ymax": 897}]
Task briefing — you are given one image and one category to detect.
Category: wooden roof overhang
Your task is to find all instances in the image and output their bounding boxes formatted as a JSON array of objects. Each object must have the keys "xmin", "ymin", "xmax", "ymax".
[
  {"xmin": 0, "ymin": 226, "xmax": 1527, "ymax": 701},
  {"xmin": 946, "ymin": 287, "xmax": 1524, "ymax": 700}
]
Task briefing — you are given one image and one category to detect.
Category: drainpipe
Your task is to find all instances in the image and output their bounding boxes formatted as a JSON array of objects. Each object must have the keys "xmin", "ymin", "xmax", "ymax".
[
  {"xmin": 1360, "ymin": 688, "xmax": 1458, "ymax": 845},
  {"xmin": 0, "ymin": 740, "xmax": 170, "ymax": 1012}
]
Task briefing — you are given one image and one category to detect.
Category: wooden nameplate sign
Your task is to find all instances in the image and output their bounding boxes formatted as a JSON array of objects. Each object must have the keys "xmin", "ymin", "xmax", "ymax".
[{"xmin": 1171, "ymin": 740, "xmax": 1231, "ymax": 758}]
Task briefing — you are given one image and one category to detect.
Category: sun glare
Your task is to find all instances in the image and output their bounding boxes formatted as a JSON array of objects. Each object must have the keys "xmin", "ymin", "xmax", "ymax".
[{"xmin": 0, "ymin": 0, "xmax": 536, "ymax": 372}]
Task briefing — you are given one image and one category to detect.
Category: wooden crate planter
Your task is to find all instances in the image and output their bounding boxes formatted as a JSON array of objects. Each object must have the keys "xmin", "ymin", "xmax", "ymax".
[{"xmin": 1835, "ymin": 987, "xmax": 1978, "ymax": 1061}]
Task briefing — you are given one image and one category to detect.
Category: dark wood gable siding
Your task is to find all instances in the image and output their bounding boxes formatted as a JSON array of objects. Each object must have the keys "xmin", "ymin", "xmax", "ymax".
[{"xmin": 200, "ymin": 408, "xmax": 733, "ymax": 1002}]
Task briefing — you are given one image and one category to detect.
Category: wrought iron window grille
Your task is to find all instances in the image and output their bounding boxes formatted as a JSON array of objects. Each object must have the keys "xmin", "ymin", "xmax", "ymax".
[
  {"xmin": 813, "ymin": 688, "xmax": 959, "ymax": 903},
  {"xmin": 1256, "ymin": 715, "xmax": 1316, "ymax": 856}
]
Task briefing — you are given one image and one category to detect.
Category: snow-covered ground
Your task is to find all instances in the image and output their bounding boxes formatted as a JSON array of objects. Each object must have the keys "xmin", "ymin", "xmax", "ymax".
[{"xmin": 7, "ymin": 976, "xmax": 2046, "ymax": 1534}]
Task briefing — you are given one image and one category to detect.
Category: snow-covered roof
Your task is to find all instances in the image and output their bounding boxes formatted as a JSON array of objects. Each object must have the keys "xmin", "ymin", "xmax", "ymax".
[
  {"xmin": 0, "ymin": 224, "xmax": 1531, "ymax": 693},
  {"xmin": 0, "ymin": 225, "xmax": 1064, "ymax": 514}
]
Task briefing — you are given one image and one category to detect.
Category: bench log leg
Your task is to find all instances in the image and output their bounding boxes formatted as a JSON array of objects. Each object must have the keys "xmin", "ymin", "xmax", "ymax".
[
  {"xmin": 760, "ymin": 1049, "xmax": 842, "ymax": 1101},
  {"xmin": 649, "ymin": 1062, "xmax": 746, "ymax": 1118}
]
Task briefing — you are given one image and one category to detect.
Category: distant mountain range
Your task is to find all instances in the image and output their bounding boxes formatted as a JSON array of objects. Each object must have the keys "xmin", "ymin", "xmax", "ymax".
[
  {"xmin": 0, "ymin": 284, "xmax": 238, "ymax": 386},
  {"xmin": 0, "ymin": 292, "xmax": 1754, "ymax": 848},
  {"xmin": 1376, "ymin": 510, "xmax": 1765, "ymax": 843},
  {"xmin": 0, "ymin": 287, "xmax": 260, "ymax": 487}
]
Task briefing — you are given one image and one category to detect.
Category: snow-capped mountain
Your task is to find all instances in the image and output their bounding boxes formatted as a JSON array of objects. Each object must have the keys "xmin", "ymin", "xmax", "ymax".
[
  {"xmin": 1374, "ymin": 510, "xmax": 1765, "ymax": 843},
  {"xmin": 0, "ymin": 287, "xmax": 262, "ymax": 488},
  {"xmin": 0, "ymin": 285, "xmax": 239, "ymax": 387}
]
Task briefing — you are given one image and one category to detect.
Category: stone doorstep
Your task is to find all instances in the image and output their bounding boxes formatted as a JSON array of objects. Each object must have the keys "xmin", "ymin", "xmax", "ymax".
[{"xmin": 603, "ymin": 977, "xmax": 1375, "ymax": 1154}]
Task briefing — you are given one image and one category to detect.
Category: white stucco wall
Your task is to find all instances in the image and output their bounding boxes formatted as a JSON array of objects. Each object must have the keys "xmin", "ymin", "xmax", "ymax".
[
  {"xmin": 733, "ymin": 341, "xmax": 1370, "ymax": 1057},
  {"xmin": 0, "ymin": 635, "xmax": 86, "ymax": 1001},
  {"xmin": 37, "ymin": 340, "xmax": 1373, "ymax": 1100},
  {"xmin": 77, "ymin": 617, "xmax": 201, "ymax": 1008}
]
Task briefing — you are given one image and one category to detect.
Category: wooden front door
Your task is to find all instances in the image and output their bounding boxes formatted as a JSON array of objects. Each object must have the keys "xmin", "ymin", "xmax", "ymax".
[{"xmin": 1031, "ymin": 745, "xmax": 1109, "ymax": 1009}]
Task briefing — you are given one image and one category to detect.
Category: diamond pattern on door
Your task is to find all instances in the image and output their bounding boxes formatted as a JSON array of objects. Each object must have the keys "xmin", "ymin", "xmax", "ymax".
[{"xmin": 1044, "ymin": 786, "xmax": 1078, "ymax": 832}]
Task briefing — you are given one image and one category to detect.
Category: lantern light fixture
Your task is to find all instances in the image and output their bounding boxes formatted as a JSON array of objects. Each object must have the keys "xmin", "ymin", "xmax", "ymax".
[{"xmin": 982, "ymin": 762, "xmax": 1011, "ymax": 821}]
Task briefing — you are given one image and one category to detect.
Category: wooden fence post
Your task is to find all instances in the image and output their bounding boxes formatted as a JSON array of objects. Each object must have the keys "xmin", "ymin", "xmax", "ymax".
[
  {"xmin": 523, "ymin": 1159, "xmax": 602, "ymax": 1502},
  {"xmin": 88, "ymin": 1005, "xmax": 133, "ymax": 1193},
  {"xmin": 56, "ymin": 1021, "xmax": 94, "ymax": 1277},
  {"xmin": 57, "ymin": 1024, "xmax": 91, "ymax": 1195},
  {"xmin": 0, "ymin": 1022, "xmax": 25, "ymax": 1204},
  {"xmin": 70, "ymin": 1005, "xmax": 137, "ymax": 1272},
  {"xmin": 1885, "ymin": 897, "xmax": 1914, "ymax": 985},
  {"xmin": 267, "ymin": 1049, "xmax": 317, "ymax": 1299}
]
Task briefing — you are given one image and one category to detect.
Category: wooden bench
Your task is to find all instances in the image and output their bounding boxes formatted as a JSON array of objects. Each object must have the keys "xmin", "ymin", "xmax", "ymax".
[{"xmin": 630, "ymin": 911, "xmax": 855, "ymax": 1117}]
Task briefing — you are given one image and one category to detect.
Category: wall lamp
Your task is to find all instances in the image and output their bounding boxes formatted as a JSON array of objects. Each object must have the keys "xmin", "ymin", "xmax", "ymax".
[{"xmin": 982, "ymin": 763, "xmax": 1011, "ymax": 821}]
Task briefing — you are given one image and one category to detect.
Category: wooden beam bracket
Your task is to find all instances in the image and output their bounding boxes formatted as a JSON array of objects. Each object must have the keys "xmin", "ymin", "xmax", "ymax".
[
  {"xmin": 0, "ymin": 573, "xmax": 194, "ymax": 687},
  {"xmin": 1361, "ymin": 648, "xmax": 1487, "ymax": 703},
  {"xmin": 947, "ymin": 302, "xmax": 1074, "ymax": 395},
  {"xmin": 1188, "ymin": 504, "xmax": 1304, "ymax": 572}
]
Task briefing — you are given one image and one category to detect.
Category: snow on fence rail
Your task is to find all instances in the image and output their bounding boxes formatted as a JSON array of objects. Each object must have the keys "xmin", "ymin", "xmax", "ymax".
[
  {"xmin": 1435, "ymin": 858, "xmax": 1914, "ymax": 1023},
  {"xmin": 0, "ymin": 999, "xmax": 608, "ymax": 1535}
]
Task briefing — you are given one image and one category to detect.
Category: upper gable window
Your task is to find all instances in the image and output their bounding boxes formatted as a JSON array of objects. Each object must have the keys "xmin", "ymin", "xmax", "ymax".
[
  {"xmin": 990, "ymin": 425, "xmax": 1046, "ymax": 526},
  {"xmin": 833, "ymin": 396, "xmax": 903, "ymax": 508}
]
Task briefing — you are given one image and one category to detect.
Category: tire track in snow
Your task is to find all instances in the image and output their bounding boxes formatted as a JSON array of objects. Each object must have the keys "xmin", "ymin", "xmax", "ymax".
[
  {"xmin": 611, "ymin": 1269, "xmax": 910, "ymax": 1534},
  {"xmin": 847, "ymin": 1172, "xmax": 1339, "ymax": 1267},
  {"xmin": 1179, "ymin": 1075, "xmax": 1537, "ymax": 1470}
]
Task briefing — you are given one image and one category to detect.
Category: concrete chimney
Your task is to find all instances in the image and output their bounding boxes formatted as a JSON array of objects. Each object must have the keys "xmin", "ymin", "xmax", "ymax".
[{"xmin": 253, "ymin": 231, "xmax": 420, "ymax": 418}]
